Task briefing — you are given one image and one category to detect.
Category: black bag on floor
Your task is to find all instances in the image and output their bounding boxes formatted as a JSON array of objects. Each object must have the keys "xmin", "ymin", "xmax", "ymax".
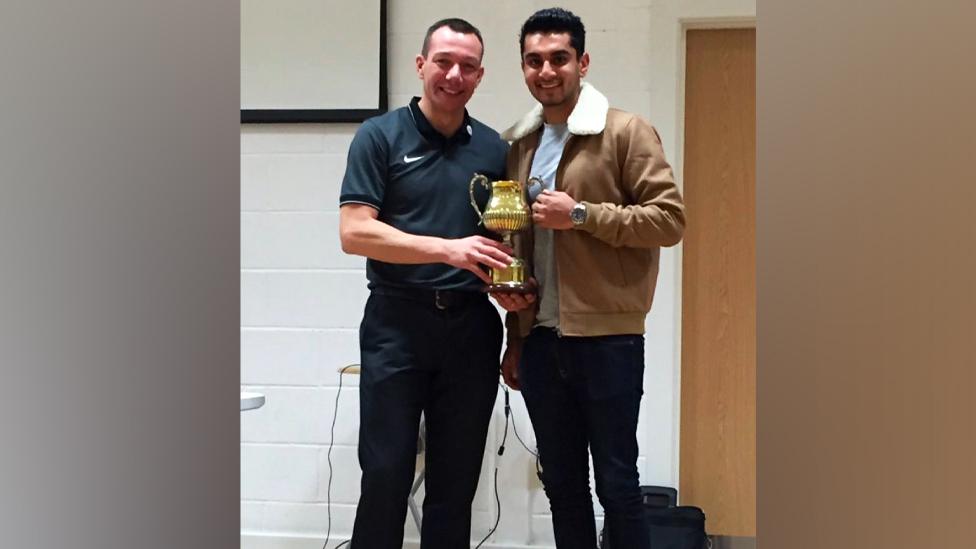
[
  {"xmin": 643, "ymin": 505, "xmax": 708, "ymax": 549},
  {"xmin": 599, "ymin": 486, "xmax": 709, "ymax": 549}
]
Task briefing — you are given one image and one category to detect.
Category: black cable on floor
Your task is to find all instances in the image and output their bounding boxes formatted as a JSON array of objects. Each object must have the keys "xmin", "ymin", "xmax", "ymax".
[
  {"xmin": 474, "ymin": 468, "xmax": 501, "ymax": 549},
  {"xmin": 474, "ymin": 386, "xmax": 511, "ymax": 549},
  {"xmin": 510, "ymin": 401, "xmax": 538, "ymax": 458},
  {"xmin": 323, "ymin": 364, "xmax": 357, "ymax": 549},
  {"xmin": 502, "ymin": 385, "xmax": 542, "ymax": 480}
]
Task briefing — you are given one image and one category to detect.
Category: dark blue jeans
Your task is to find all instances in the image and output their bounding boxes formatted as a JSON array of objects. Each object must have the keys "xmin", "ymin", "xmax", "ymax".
[
  {"xmin": 351, "ymin": 290, "xmax": 502, "ymax": 549},
  {"xmin": 519, "ymin": 327, "xmax": 649, "ymax": 549}
]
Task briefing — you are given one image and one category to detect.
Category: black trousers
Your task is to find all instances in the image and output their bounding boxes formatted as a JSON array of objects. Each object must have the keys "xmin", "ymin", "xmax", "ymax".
[
  {"xmin": 350, "ymin": 288, "xmax": 502, "ymax": 549},
  {"xmin": 519, "ymin": 327, "xmax": 649, "ymax": 549}
]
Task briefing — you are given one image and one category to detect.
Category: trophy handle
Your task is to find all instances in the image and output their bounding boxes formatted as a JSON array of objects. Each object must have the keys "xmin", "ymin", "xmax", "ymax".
[
  {"xmin": 526, "ymin": 176, "xmax": 544, "ymax": 204},
  {"xmin": 469, "ymin": 173, "xmax": 490, "ymax": 225}
]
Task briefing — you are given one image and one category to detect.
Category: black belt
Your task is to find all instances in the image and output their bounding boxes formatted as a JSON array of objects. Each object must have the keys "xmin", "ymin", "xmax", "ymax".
[{"xmin": 371, "ymin": 285, "xmax": 485, "ymax": 310}]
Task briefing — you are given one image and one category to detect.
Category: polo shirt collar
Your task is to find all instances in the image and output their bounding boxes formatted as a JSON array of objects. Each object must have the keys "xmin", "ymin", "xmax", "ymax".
[{"xmin": 409, "ymin": 96, "xmax": 473, "ymax": 147}]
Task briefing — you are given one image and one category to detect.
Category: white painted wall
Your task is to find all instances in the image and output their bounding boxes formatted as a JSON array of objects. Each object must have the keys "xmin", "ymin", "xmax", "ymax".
[{"xmin": 241, "ymin": 1, "xmax": 755, "ymax": 547}]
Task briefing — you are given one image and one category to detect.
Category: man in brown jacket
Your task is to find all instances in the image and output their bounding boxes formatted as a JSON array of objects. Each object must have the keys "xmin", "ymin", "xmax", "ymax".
[{"xmin": 492, "ymin": 7, "xmax": 685, "ymax": 549}]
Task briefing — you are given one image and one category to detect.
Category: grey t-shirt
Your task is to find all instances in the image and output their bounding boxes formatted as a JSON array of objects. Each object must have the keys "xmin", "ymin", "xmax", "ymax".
[{"xmin": 527, "ymin": 123, "xmax": 570, "ymax": 328}]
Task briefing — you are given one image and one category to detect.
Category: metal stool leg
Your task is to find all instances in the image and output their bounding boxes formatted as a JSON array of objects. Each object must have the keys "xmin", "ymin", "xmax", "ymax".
[
  {"xmin": 406, "ymin": 416, "xmax": 425, "ymax": 532},
  {"xmin": 407, "ymin": 467, "xmax": 425, "ymax": 531},
  {"xmin": 339, "ymin": 365, "xmax": 425, "ymax": 536}
]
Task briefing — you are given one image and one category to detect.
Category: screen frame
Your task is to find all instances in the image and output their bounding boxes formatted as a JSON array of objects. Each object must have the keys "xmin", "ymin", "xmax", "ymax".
[{"xmin": 240, "ymin": 0, "xmax": 388, "ymax": 124}]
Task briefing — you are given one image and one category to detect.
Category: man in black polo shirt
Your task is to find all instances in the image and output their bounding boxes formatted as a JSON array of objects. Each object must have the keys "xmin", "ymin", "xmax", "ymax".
[{"xmin": 339, "ymin": 18, "xmax": 516, "ymax": 549}]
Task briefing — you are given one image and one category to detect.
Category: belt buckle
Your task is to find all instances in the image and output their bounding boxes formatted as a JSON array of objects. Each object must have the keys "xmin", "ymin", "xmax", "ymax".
[{"xmin": 434, "ymin": 290, "xmax": 448, "ymax": 310}]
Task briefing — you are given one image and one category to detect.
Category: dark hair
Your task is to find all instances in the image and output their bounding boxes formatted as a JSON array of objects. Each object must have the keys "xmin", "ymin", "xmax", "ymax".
[
  {"xmin": 421, "ymin": 18, "xmax": 485, "ymax": 58},
  {"xmin": 519, "ymin": 7, "xmax": 585, "ymax": 59}
]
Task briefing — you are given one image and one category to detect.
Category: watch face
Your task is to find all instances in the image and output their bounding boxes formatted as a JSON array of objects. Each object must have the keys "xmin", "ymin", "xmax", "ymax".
[{"xmin": 571, "ymin": 204, "xmax": 586, "ymax": 225}]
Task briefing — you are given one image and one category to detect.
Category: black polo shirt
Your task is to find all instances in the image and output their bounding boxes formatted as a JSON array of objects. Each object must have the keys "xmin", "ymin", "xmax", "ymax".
[{"xmin": 340, "ymin": 97, "xmax": 509, "ymax": 291}]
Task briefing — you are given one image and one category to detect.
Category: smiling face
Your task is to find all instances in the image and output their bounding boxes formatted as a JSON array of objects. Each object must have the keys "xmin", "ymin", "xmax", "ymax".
[
  {"xmin": 521, "ymin": 31, "xmax": 589, "ymax": 122},
  {"xmin": 416, "ymin": 26, "xmax": 484, "ymax": 117}
]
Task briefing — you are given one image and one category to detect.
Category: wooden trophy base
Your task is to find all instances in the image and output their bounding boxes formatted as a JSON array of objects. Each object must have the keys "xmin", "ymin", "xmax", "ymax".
[
  {"xmin": 485, "ymin": 281, "xmax": 537, "ymax": 294},
  {"xmin": 484, "ymin": 258, "xmax": 535, "ymax": 294}
]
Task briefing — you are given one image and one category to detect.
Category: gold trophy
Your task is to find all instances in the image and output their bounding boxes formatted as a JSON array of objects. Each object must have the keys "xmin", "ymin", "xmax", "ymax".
[{"xmin": 469, "ymin": 174, "xmax": 541, "ymax": 293}]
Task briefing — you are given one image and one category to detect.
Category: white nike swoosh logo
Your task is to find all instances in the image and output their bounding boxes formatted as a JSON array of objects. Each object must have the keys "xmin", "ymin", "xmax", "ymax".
[{"xmin": 403, "ymin": 154, "xmax": 426, "ymax": 163}]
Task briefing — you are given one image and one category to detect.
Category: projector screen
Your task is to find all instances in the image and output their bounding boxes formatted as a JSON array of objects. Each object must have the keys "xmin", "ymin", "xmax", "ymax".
[{"xmin": 241, "ymin": 0, "xmax": 387, "ymax": 123}]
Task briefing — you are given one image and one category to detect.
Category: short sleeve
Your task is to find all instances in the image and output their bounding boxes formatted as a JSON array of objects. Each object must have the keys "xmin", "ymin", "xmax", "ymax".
[{"xmin": 339, "ymin": 121, "xmax": 388, "ymax": 210}]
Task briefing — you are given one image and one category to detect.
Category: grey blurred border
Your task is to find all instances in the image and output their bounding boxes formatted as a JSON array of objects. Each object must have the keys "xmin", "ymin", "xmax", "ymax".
[
  {"xmin": 758, "ymin": 1, "xmax": 976, "ymax": 547},
  {"xmin": 0, "ymin": 2, "xmax": 239, "ymax": 547}
]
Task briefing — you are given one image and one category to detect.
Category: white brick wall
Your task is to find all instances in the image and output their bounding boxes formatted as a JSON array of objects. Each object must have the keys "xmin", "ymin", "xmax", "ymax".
[{"xmin": 241, "ymin": 1, "xmax": 755, "ymax": 547}]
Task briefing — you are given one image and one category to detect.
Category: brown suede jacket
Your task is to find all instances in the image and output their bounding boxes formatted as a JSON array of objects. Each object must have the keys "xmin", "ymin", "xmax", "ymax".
[{"xmin": 501, "ymin": 83, "xmax": 685, "ymax": 338}]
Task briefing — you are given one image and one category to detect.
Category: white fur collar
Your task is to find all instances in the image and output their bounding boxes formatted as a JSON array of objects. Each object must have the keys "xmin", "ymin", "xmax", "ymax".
[{"xmin": 501, "ymin": 82, "xmax": 609, "ymax": 141}]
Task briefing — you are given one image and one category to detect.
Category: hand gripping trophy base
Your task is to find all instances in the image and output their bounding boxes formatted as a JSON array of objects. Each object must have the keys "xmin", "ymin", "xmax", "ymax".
[{"xmin": 486, "ymin": 236, "xmax": 536, "ymax": 294}]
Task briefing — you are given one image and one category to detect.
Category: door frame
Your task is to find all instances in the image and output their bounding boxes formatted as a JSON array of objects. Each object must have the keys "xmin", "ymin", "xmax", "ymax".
[{"xmin": 672, "ymin": 15, "xmax": 757, "ymax": 494}]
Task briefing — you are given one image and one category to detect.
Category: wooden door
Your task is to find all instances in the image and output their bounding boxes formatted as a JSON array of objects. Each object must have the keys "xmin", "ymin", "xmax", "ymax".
[{"xmin": 680, "ymin": 27, "xmax": 756, "ymax": 537}]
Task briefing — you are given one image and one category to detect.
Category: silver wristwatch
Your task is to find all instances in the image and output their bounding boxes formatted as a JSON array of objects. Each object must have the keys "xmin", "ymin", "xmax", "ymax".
[{"xmin": 570, "ymin": 202, "xmax": 587, "ymax": 226}]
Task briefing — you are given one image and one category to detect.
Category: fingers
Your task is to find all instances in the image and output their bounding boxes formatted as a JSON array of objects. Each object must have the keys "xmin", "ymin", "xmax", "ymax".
[
  {"xmin": 530, "ymin": 198, "xmax": 572, "ymax": 230},
  {"xmin": 489, "ymin": 292, "xmax": 517, "ymax": 310},
  {"xmin": 501, "ymin": 347, "xmax": 521, "ymax": 390},
  {"xmin": 472, "ymin": 235, "xmax": 514, "ymax": 255},
  {"xmin": 476, "ymin": 251, "xmax": 511, "ymax": 271},
  {"xmin": 534, "ymin": 189, "xmax": 564, "ymax": 204},
  {"xmin": 448, "ymin": 236, "xmax": 522, "ymax": 282},
  {"xmin": 490, "ymin": 293, "xmax": 517, "ymax": 311},
  {"xmin": 468, "ymin": 237, "xmax": 514, "ymax": 270},
  {"xmin": 472, "ymin": 236, "xmax": 516, "ymax": 271},
  {"xmin": 510, "ymin": 292, "xmax": 536, "ymax": 308},
  {"xmin": 466, "ymin": 265, "xmax": 492, "ymax": 284},
  {"xmin": 502, "ymin": 371, "xmax": 520, "ymax": 391},
  {"xmin": 532, "ymin": 200, "xmax": 556, "ymax": 227},
  {"xmin": 533, "ymin": 212, "xmax": 558, "ymax": 229},
  {"xmin": 532, "ymin": 197, "xmax": 549, "ymax": 218},
  {"xmin": 531, "ymin": 202, "xmax": 546, "ymax": 224},
  {"xmin": 480, "ymin": 244, "xmax": 514, "ymax": 263},
  {"xmin": 490, "ymin": 291, "xmax": 536, "ymax": 311},
  {"xmin": 501, "ymin": 358, "xmax": 519, "ymax": 390}
]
